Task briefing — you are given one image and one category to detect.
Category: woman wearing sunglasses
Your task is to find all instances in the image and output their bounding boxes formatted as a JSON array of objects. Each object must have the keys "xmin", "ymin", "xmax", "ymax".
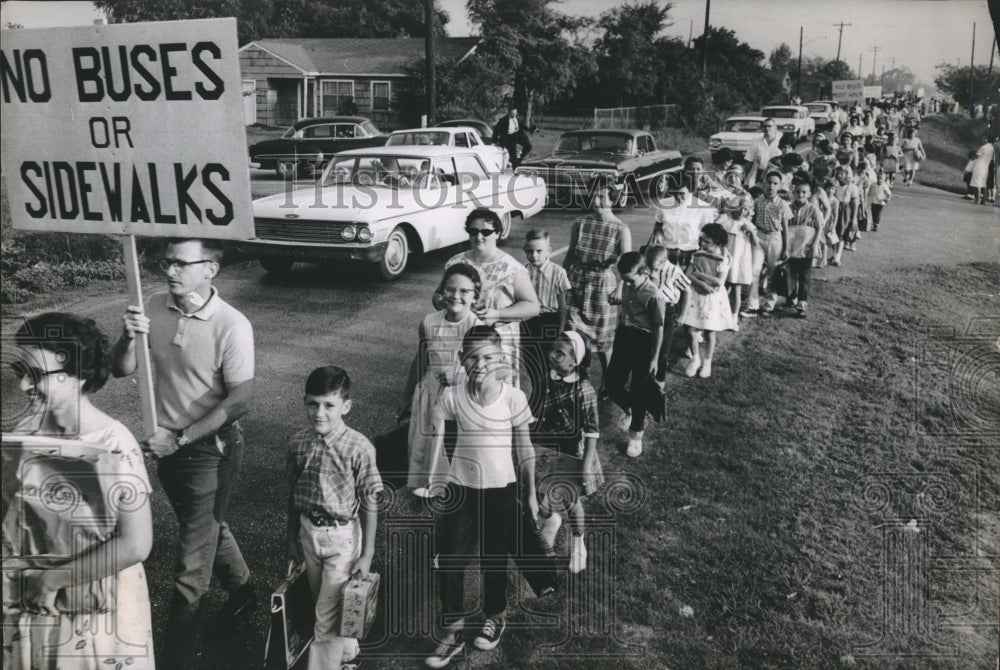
[
  {"xmin": 4, "ymin": 312, "xmax": 154, "ymax": 670},
  {"xmin": 435, "ymin": 208, "xmax": 540, "ymax": 384}
]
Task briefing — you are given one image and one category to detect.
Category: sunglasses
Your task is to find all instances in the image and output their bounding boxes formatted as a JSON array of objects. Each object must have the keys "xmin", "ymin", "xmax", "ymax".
[
  {"xmin": 465, "ymin": 228, "xmax": 496, "ymax": 238},
  {"xmin": 157, "ymin": 258, "xmax": 215, "ymax": 272},
  {"xmin": 9, "ymin": 361, "xmax": 65, "ymax": 381}
]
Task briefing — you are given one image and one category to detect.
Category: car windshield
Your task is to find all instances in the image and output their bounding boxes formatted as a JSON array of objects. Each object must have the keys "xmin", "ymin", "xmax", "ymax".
[
  {"xmin": 361, "ymin": 121, "xmax": 380, "ymax": 136},
  {"xmin": 724, "ymin": 120, "xmax": 763, "ymax": 132},
  {"xmin": 386, "ymin": 131, "xmax": 451, "ymax": 146},
  {"xmin": 280, "ymin": 125, "xmax": 298, "ymax": 139},
  {"xmin": 324, "ymin": 155, "xmax": 436, "ymax": 188},
  {"xmin": 763, "ymin": 109, "xmax": 798, "ymax": 118},
  {"xmin": 806, "ymin": 104, "xmax": 828, "ymax": 113},
  {"xmin": 555, "ymin": 134, "xmax": 633, "ymax": 154}
]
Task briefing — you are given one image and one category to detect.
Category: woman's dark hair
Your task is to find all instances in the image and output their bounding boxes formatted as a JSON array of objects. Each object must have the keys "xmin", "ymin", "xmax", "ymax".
[
  {"xmin": 440, "ymin": 262, "xmax": 482, "ymax": 301},
  {"xmin": 465, "ymin": 207, "xmax": 503, "ymax": 235},
  {"xmin": 14, "ymin": 312, "xmax": 110, "ymax": 392},
  {"xmin": 460, "ymin": 325, "xmax": 503, "ymax": 362},
  {"xmin": 304, "ymin": 366, "xmax": 351, "ymax": 399},
  {"xmin": 700, "ymin": 222, "xmax": 729, "ymax": 249}
]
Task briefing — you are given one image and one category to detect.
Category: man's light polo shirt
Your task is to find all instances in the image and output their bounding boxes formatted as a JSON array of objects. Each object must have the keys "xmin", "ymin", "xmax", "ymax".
[
  {"xmin": 653, "ymin": 191, "xmax": 719, "ymax": 252},
  {"xmin": 146, "ymin": 288, "xmax": 254, "ymax": 431}
]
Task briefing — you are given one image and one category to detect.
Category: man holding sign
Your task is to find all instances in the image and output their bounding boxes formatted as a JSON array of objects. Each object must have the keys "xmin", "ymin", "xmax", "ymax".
[{"xmin": 112, "ymin": 237, "xmax": 256, "ymax": 666}]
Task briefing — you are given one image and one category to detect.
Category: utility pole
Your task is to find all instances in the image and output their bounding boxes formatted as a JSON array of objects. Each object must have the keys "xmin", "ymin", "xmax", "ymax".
[
  {"xmin": 833, "ymin": 21, "xmax": 852, "ymax": 64},
  {"xmin": 424, "ymin": 0, "xmax": 435, "ymax": 125},
  {"xmin": 987, "ymin": 36, "xmax": 997, "ymax": 110},
  {"xmin": 969, "ymin": 22, "xmax": 976, "ymax": 113},
  {"xmin": 869, "ymin": 46, "xmax": 881, "ymax": 78},
  {"xmin": 688, "ymin": 19, "xmax": 693, "ymax": 49},
  {"xmin": 797, "ymin": 26, "xmax": 803, "ymax": 99},
  {"xmin": 702, "ymin": 0, "xmax": 711, "ymax": 77},
  {"xmin": 858, "ymin": 52, "xmax": 862, "ymax": 78}
]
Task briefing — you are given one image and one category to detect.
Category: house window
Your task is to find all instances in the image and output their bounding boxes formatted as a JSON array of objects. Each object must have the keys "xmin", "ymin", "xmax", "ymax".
[
  {"xmin": 321, "ymin": 80, "xmax": 354, "ymax": 115},
  {"xmin": 372, "ymin": 81, "xmax": 391, "ymax": 111}
]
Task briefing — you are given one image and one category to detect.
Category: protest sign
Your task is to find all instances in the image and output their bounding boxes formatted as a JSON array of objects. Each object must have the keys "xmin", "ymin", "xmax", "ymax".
[
  {"xmin": 863, "ymin": 86, "xmax": 882, "ymax": 99},
  {"xmin": 832, "ymin": 80, "xmax": 865, "ymax": 106}
]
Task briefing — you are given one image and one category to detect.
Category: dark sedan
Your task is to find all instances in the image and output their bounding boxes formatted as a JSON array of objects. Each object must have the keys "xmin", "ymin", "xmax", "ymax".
[
  {"xmin": 249, "ymin": 116, "xmax": 389, "ymax": 178},
  {"xmin": 516, "ymin": 129, "xmax": 683, "ymax": 208}
]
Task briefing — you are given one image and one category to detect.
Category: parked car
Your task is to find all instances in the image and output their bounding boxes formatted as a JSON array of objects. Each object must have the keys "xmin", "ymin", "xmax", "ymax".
[
  {"xmin": 386, "ymin": 127, "xmax": 508, "ymax": 172},
  {"xmin": 760, "ymin": 105, "xmax": 815, "ymax": 140},
  {"xmin": 238, "ymin": 146, "xmax": 547, "ymax": 279},
  {"xmin": 248, "ymin": 116, "xmax": 389, "ymax": 178},
  {"xmin": 708, "ymin": 115, "xmax": 766, "ymax": 163},
  {"xmin": 805, "ymin": 102, "xmax": 835, "ymax": 131},
  {"xmin": 515, "ymin": 129, "xmax": 682, "ymax": 207},
  {"xmin": 436, "ymin": 118, "xmax": 494, "ymax": 142}
]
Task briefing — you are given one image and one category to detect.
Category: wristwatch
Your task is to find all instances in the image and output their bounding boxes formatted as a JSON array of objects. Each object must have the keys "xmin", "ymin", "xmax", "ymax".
[{"xmin": 176, "ymin": 431, "xmax": 190, "ymax": 447}]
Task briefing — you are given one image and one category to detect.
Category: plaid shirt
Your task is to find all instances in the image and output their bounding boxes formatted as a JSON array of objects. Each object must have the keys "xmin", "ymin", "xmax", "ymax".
[
  {"xmin": 536, "ymin": 377, "xmax": 600, "ymax": 443},
  {"xmin": 528, "ymin": 260, "xmax": 572, "ymax": 313},
  {"xmin": 570, "ymin": 213, "xmax": 627, "ymax": 267},
  {"xmin": 287, "ymin": 424, "xmax": 383, "ymax": 520},
  {"xmin": 752, "ymin": 195, "xmax": 792, "ymax": 235}
]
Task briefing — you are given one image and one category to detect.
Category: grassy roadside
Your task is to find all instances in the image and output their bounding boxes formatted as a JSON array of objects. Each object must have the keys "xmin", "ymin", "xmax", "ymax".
[{"xmin": 915, "ymin": 115, "xmax": 989, "ymax": 194}]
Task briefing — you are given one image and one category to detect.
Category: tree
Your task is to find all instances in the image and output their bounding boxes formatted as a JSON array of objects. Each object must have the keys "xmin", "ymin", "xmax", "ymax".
[
  {"xmin": 93, "ymin": 0, "xmax": 450, "ymax": 43},
  {"xmin": 935, "ymin": 63, "xmax": 999, "ymax": 110},
  {"xmin": 398, "ymin": 52, "xmax": 511, "ymax": 124},
  {"xmin": 594, "ymin": 1, "xmax": 673, "ymax": 107},
  {"xmin": 690, "ymin": 27, "xmax": 783, "ymax": 124},
  {"xmin": 769, "ymin": 43, "xmax": 794, "ymax": 74},
  {"xmin": 466, "ymin": 0, "xmax": 593, "ymax": 120}
]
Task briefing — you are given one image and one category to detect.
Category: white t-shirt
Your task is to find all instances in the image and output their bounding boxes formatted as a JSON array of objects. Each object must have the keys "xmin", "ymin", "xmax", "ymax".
[
  {"xmin": 434, "ymin": 382, "xmax": 533, "ymax": 489},
  {"xmin": 653, "ymin": 191, "xmax": 719, "ymax": 251},
  {"xmin": 507, "ymin": 117, "xmax": 518, "ymax": 134}
]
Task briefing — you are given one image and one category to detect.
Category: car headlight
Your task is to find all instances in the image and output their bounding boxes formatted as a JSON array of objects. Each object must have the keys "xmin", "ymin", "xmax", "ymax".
[
  {"xmin": 341, "ymin": 225, "xmax": 356, "ymax": 241},
  {"xmin": 782, "ymin": 124, "xmax": 794, "ymax": 130},
  {"xmin": 357, "ymin": 226, "xmax": 372, "ymax": 242},
  {"xmin": 709, "ymin": 138, "xmax": 721, "ymax": 146}
]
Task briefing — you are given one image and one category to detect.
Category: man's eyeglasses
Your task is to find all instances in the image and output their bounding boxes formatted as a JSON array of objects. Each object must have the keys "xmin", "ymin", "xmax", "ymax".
[
  {"xmin": 9, "ymin": 361, "xmax": 65, "ymax": 381},
  {"xmin": 465, "ymin": 228, "xmax": 496, "ymax": 238},
  {"xmin": 157, "ymin": 258, "xmax": 215, "ymax": 272}
]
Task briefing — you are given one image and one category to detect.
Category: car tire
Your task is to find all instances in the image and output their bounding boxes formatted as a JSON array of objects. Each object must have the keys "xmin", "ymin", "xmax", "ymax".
[
  {"xmin": 276, "ymin": 161, "xmax": 297, "ymax": 179},
  {"xmin": 377, "ymin": 227, "xmax": 410, "ymax": 280},
  {"xmin": 259, "ymin": 257, "xmax": 294, "ymax": 275},
  {"xmin": 613, "ymin": 180, "xmax": 630, "ymax": 208},
  {"xmin": 653, "ymin": 172, "xmax": 673, "ymax": 200}
]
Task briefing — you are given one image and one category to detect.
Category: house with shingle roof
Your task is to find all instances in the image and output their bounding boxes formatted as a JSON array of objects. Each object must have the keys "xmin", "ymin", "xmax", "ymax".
[{"xmin": 238, "ymin": 37, "xmax": 479, "ymax": 129}]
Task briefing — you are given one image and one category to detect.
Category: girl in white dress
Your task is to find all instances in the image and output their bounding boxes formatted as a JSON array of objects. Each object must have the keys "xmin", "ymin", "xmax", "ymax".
[
  {"xmin": 401, "ymin": 263, "xmax": 482, "ymax": 495},
  {"xmin": 678, "ymin": 223, "xmax": 735, "ymax": 379}
]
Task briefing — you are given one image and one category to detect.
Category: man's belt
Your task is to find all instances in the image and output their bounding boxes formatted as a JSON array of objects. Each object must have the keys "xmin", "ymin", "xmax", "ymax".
[{"xmin": 306, "ymin": 510, "xmax": 353, "ymax": 527}]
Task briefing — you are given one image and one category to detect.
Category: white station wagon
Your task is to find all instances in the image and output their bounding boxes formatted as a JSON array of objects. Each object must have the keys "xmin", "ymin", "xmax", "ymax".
[
  {"xmin": 386, "ymin": 127, "xmax": 509, "ymax": 173},
  {"xmin": 760, "ymin": 105, "xmax": 816, "ymax": 140},
  {"xmin": 709, "ymin": 115, "xmax": 766, "ymax": 162},
  {"xmin": 239, "ymin": 146, "xmax": 546, "ymax": 279}
]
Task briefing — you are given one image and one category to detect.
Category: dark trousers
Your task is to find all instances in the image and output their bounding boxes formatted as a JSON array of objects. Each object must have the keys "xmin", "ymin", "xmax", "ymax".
[
  {"xmin": 159, "ymin": 424, "xmax": 251, "ymax": 663},
  {"xmin": 522, "ymin": 312, "xmax": 562, "ymax": 418},
  {"xmin": 786, "ymin": 258, "xmax": 812, "ymax": 303},
  {"xmin": 606, "ymin": 326, "xmax": 653, "ymax": 432},
  {"xmin": 437, "ymin": 483, "xmax": 519, "ymax": 619},
  {"xmin": 503, "ymin": 132, "xmax": 532, "ymax": 169},
  {"xmin": 655, "ymin": 303, "xmax": 678, "ymax": 382},
  {"xmin": 870, "ymin": 204, "xmax": 884, "ymax": 229}
]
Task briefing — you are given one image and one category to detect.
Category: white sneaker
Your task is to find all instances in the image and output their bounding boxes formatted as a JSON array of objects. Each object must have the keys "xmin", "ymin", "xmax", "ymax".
[
  {"xmin": 626, "ymin": 431, "xmax": 643, "ymax": 457},
  {"xmin": 539, "ymin": 512, "xmax": 562, "ymax": 550},
  {"xmin": 698, "ymin": 359, "xmax": 712, "ymax": 378},
  {"xmin": 569, "ymin": 536, "xmax": 588, "ymax": 574},
  {"xmin": 617, "ymin": 410, "xmax": 632, "ymax": 431},
  {"xmin": 684, "ymin": 356, "xmax": 701, "ymax": 377},
  {"xmin": 413, "ymin": 487, "xmax": 431, "ymax": 498}
]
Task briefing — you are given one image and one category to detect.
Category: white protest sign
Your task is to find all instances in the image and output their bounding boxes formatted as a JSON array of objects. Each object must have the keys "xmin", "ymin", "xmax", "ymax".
[
  {"xmin": 0, "ymin": 19, "xmax": 252, "ymax": 239},
  {"xmin": 916, "ymin": 87, "xmax": 925, "ymax": 98},
  {"xmin": 832, "ymin": 79, "xmax": 865, "ymax": 106},
  {"xmin": 904, "ymin": 84, "xmax": 913, "ymax": 93},
  {"xmin": 863, "ymin": 85, "xmax": 882, "ymax": 99}
]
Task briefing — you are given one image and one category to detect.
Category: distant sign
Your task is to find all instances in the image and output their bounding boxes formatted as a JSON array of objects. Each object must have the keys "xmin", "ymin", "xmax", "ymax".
[
  {"xmin": 904, "ymin": 84, "xmax": 913, "ymax": 93},
  {"xmin": 832, "ymin": 79, "xmax": 865, "ymax": 106},
  {"xmin": 863, "ymin": 86, "xmax": 882, "ymax": 99},
  {"xmin": 916, "ymin": 87, "xmax": 925, "ymax": 98},
  {"xmin": 0, "ymin": 19, "xmax": 253, "ymax": 238}
]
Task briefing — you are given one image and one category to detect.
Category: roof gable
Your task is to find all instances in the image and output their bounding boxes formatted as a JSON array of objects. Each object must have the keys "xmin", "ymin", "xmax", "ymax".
[{"xmin": 242, "ymin": 38, "xmax": 479, "ymax": 76}]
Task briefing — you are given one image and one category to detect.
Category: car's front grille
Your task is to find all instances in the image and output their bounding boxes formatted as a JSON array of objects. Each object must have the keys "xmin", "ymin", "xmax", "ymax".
[
  {"xmin": 523, "ymin": 167, "xmax": 615, "ymax": 185},
  {"xmin": 254, "ymin": 218, "xmax": 352, "ymax": 243}
]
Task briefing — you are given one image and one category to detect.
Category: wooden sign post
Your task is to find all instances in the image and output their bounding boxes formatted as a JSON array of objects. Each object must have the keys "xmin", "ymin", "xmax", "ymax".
[{"xmin": 1, "ymin": 18, "xmax": 255, "ymax": 440}]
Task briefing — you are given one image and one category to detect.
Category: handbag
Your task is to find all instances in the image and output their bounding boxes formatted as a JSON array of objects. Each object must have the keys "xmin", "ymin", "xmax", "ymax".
[
  {"xmin": 264, "ymin": 561, "xmax": 315, "ymax": 669},
  {"xmin": 770, "ymin": 262, "xmax": 789, "ymax": 297}
]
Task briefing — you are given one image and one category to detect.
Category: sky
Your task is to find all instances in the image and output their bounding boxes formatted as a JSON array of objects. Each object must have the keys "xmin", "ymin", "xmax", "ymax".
[
  {"xmin": 439, "ymin": 0, "xmax": 996, "ymax": 85},
  {"xmin": 1, "ymin": 0, "xmax": 993, "ymax": 86}
]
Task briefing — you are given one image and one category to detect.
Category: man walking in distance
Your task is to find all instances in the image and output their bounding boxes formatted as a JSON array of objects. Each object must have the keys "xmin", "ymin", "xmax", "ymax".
[
  {"xmin": 743, "ymin": 118, "xmax": 781, "ymax": 188},
  {"xmin": 493, "ymin": 106, "xmax": 533, "ymax": 170},
  {"xmin": 113, "ymin": 237, "xmax": 255, "ymax": 667}
]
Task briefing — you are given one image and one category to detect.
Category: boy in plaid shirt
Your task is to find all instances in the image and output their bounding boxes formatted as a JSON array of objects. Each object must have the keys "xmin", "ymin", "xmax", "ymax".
[{"xmin": 287, "ymin": 366, "xmax": 383, "ymax": 670}]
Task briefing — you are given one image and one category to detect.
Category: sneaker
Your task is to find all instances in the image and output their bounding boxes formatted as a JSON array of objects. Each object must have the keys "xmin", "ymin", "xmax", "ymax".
[
  {"xmin": 830, "ymin": 258, "xmax": 841, "ymax": 266},
  {"xmin": 626, "ymin": 431, "xmax": 643, "ymax": 457},
  {"xmin": 474, "ymin": 617, "xmax": 506, "ymax": 651},
  {"xmin": 684, "ymin": 356, "xmax": 701, "ymax": 377},
  {"xmin": 413, "ymin": 487, "xmax": 432, "ymax": 498},
  {"xmin": 698, "ymin": 359, "xmax": 712, "ymax": 378},
  {"xmin": 739, "ymin": 309, "xmax": 758, "ymax": 318},
  {"xmin": 426, "ymin": 635, "xmax": 465, "ymax": 668},
  {"xmin": 569, "ymin": 536, "xmax": 588, "ymax": 574},
  {"xmin": 617, "ymin": 410, "xmax": 632, "ymax": 432},
  {"xmin": 539, "ymin": 512, "xmax": 562, "ymax": 550}
]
